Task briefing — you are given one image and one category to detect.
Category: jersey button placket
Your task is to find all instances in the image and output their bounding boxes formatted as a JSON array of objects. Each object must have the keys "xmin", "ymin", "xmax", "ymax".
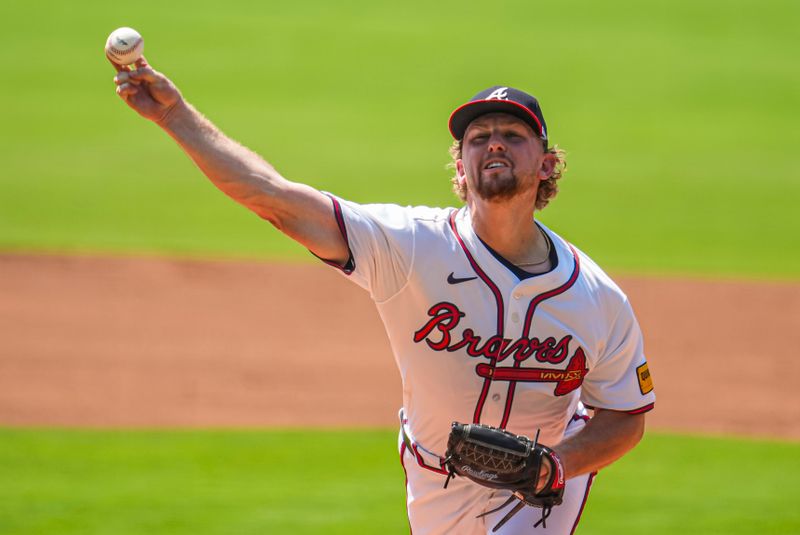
[
  {"xmin": 499, "ymin": 285, "xmax": 534, "ymax": 428},
  {"xmin": 507, "ymin": 286, "xmax": 527, "ymax": 332},
  {"xmin": 482, "ymin": 386, "xmax": 506, "ymax": 424}
]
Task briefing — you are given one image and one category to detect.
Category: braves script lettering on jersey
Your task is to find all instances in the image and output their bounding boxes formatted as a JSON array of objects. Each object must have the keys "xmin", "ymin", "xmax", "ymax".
[{"xmin": 321, "ymin": 199, "xmax": 655, "ymax": 534}]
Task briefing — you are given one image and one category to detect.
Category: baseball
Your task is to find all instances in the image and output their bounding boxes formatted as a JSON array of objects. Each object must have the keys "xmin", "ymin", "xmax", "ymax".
[{"xmin": 105, "ymin": 27, "xmax": 144, "ymax": 66}]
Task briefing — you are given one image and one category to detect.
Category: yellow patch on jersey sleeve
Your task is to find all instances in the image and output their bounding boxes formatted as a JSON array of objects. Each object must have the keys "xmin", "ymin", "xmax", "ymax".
[{"xmin": 636, "ymin": 362, "xmax": 654, "ymax": 395}]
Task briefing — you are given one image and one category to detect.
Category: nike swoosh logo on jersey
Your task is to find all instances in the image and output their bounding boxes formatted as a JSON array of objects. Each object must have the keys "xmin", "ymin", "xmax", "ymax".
[{"xmin": 447, "ymin": 272, "xmax": 478, "ymax": 284}]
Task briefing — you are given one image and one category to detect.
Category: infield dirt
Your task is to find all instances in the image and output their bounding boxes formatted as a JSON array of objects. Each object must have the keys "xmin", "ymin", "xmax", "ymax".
[{"xmin": 1, "ymin": 254, "xmax": 797, "ymax": 439}]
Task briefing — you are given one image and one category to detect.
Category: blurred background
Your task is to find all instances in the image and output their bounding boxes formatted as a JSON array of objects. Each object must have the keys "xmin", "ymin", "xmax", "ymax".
[{"xmin": 1, "ymin": 0, "xmax": 798, "ymax": 275}]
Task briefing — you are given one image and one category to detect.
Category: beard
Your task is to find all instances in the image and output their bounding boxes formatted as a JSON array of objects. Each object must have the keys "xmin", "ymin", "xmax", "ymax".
[{"xmin": 472, "ymin": 169, "xmax": 522, "ymax": 201}]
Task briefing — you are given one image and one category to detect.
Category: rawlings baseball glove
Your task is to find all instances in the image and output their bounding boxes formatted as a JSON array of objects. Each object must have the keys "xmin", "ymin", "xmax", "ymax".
[{"xmin": 443, "ymin": 422, "xmax": 565, "ymax": 532}]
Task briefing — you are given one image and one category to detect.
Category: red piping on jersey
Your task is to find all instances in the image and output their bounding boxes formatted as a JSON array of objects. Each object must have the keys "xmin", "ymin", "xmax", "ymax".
[
  {"xmin": 320, "ymin": 194, "xmax": 355, "ymax": 275},
  {"xmin": 569, "ymin": 472, "xmax": 596, "ymax": 535},
  {"xmin": 402, "ymin": 415, "xmax": 450, "ymax": 476},
  {"xmin": 399, "ymin": 443, "xmax": 413, "ymax": 535},
  {"xmin": 448, "ymin": 209, "xmax": 505, "ymax": 424},
  {"xmin": 583, "ymin": 402, "xmax": 655, "ymax": 415},
  {"xmin": 411, "ymin": 444, "xmax": 449, "ymax": 476},
  {"xmin": 521, "ymin": 244, "xmax": 581, "ymax": 335},
  {"xmin": 625, "ymin": 402, "xmax": 655, "ymax": 414},
  {"xmin": 447, "ymin": 210, "xmax": 505, "ymax": 333},
  {"xmin": 499, "ymin": 244, "xmax": 581, "ymax": 429},
  {"xmin": 571, "ymin": 412, "xmax": 590, "ymax": 424}
]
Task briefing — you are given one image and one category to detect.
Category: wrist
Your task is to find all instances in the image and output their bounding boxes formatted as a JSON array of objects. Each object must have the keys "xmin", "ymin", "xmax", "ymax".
[
  {"xmin": 551, "ymin": 446, "xmax": 573, "ymax": 480},
  {"xmin": 156, "ymin": 98, "xmax": 189, "ymax": 130}
]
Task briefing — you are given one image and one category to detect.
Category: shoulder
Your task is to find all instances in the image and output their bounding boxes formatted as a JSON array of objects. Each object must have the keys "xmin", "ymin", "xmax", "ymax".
[
  {"xmin": 542, "ymin": 222, "xmax": 629, "ymax": 308},
  {"xmin": 363, "ymin": 202, "xmax": 454, "ymax": 221},
  {"xmin": 336, "ymin": 197, "xmax": 456, "ymax": 228},
  {"xmin": 576, "ymin": 246, "xmax": 627, "ymax": 301}
]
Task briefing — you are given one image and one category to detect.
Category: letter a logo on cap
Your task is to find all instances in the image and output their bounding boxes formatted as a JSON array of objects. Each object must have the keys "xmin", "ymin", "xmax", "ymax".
[{"xmin": 485, "ymin": 87, "xmax": 509, "ymax": 100}]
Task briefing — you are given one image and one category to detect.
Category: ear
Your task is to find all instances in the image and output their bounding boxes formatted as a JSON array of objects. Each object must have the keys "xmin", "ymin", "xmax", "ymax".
[
  {"xmin": 456, "ymin": 159, "xmax": 467, "ymax": 186},
  {"xmin": 538, "ymin": 152, "xmax": 557, "ymax": 180}
]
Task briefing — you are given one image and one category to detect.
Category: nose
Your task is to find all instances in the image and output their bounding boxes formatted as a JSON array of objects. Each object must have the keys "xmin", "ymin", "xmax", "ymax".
[{"xmin": 488, "ymin": 132, "xmax": 506, "ymax": 152}]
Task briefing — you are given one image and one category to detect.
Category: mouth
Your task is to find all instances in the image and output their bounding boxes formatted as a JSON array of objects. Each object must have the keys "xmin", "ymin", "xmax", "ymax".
[{"xmin": 483, "ymin": 160, "xmax": 511, "ymax": 171}]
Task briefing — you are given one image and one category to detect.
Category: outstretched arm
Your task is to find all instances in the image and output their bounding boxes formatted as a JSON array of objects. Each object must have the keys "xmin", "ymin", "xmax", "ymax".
[{"xmin": 112, "ymin": 57, "xmax": 349, "ymax": 264}]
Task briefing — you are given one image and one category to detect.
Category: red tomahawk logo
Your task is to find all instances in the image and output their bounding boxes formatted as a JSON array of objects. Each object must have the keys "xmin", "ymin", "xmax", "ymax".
[{"xmin": 475, "ymin": 347, "xmax": 589, "ymax": 396}]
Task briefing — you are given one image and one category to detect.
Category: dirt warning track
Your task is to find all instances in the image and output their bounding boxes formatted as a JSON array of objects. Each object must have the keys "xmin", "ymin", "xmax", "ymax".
[{"xmin": 0, "ymin": 254, "xmax": 797, "ymax": 439}]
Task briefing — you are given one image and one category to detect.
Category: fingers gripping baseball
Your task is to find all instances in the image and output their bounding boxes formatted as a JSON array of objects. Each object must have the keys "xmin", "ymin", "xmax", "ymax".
[{"xmin": 112, "ymin": 57, "xmax": 183, "ymax": 124}]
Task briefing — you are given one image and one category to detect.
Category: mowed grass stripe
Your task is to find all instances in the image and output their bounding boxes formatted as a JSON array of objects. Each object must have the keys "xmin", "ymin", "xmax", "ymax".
[
  {"xmin": 0, "ymin": 0, "xmax": 798, "ymax": 277},
  {"xmin": 0, "ymin": 429, "xmax": 797, "ymax": 534},
  {"xmin": 0, "ymin": 429, "xmax": 406, "ymax": 535}
]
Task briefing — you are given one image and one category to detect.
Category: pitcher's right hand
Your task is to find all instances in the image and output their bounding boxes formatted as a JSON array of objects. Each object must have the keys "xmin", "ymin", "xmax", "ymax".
[{"xmin": 111, "ymin": 56, "xmax": 183, "ymax": 125}]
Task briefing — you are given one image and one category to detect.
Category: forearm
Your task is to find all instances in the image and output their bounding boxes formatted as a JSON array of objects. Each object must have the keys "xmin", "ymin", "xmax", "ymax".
[
  {"xmin": 157, "ymin": 100, "xmax": 285, "ymax": 221},
  {"xmin": 113, "ymin": 61, "xmax": 348, "ymax": 262},
  {"xmin": 554, "ymin": 409, "xmax": 646, "ymax": 480}
]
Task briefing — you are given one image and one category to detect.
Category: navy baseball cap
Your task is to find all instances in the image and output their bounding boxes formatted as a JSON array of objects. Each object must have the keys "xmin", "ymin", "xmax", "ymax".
[{"xmin": 448, "ymin": 86, "xmax": 548, "ymax": 142}]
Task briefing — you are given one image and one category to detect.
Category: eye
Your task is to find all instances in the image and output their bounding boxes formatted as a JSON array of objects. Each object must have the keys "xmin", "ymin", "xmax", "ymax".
[{"xmin": 469, "ymin": 134, "xmax": 489, "ymax": 144}]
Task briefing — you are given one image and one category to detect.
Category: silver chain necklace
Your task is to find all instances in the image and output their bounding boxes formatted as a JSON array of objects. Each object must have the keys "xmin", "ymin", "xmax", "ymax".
[{"xmin": 515, "ymin": 226, "xmax": 551, "ymax": 267}]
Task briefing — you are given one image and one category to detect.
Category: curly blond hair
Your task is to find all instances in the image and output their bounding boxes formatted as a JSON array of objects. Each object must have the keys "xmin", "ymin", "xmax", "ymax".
[{"xmin": 448, "ymin": 140, "xmax": 567, "ymax": 210}]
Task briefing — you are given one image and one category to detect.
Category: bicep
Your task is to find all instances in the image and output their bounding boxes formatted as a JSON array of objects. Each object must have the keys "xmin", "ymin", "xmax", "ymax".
[
  {"xmin": 251, "ymin": 176, "xmax": 349, "ymax": 265},
  {"xmin": 589, "ymin": 409, "xmax": 646, "ymax": 442}
]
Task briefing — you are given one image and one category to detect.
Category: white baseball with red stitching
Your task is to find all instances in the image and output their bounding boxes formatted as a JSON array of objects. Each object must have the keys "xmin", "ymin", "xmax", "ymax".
[{"xmin": 105, "ymin": 27, "xmax": 144, "ymax": 66}]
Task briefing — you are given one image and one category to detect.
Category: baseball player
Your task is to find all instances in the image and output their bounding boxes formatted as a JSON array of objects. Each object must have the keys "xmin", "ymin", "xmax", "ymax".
[{"xmin": 112, "ymin": 56, "xmax": 655, "ymax": 534}]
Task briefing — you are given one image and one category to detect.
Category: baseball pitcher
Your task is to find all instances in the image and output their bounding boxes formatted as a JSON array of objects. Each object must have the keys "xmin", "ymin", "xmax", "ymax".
[{"xmin": 112, "ymin": 55, "xmax": 655, "ymax": 534}]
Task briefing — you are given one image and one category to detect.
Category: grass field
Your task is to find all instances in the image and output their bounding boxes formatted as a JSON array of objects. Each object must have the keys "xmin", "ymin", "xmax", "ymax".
[
  {"xmin": 1, "ymin": 0, "xmax": 798, "ymax": 277},
  {"xmin": 0, "ymin": 429, "xmax": 798, "ymax": 534}
]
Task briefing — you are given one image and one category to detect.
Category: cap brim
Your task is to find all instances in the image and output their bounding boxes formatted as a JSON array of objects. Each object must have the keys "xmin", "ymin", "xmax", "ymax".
[{"xmin": 448, "ymin": 100, "xmax": 545, "ymax": 141}]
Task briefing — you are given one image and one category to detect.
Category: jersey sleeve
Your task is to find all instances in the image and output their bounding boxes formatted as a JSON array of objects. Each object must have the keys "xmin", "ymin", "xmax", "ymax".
[
  {"xmin": 316, "ymin": 194, "xmax": 415, "ymax": 302},
  {"xmin": 580, "ymin": 299, "xmax": 655, "ymax": 414}
]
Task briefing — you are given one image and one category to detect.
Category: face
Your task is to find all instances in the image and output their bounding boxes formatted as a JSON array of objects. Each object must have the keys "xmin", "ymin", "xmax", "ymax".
[{"xmin": 457, "ymin": 113, "xmax": 552, "ymax": 202}]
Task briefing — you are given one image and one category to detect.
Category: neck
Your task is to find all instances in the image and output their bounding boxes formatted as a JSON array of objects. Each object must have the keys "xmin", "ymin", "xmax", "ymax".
[{"xmin": 467, "ymin": 194, "xmax": 547, "ymax": 267}]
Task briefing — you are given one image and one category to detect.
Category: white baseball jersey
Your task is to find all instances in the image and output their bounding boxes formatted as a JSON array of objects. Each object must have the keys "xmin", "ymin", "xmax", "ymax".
[{"xmin": 319, "ymin": 195, "xmax": 655, "ymax": 533}]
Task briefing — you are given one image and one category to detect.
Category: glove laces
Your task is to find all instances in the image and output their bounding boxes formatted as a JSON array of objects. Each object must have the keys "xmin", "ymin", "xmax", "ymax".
[{"xmin": 475, "ymin": 494, "xmax": 552, "ymax": 532}]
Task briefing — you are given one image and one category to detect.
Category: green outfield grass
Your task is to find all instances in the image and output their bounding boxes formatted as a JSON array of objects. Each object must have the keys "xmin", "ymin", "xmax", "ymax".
[
  {"xmin": 0, "ymin": 0, "xmax": 798, "ymax": 277},
  {"xmin": 0, "ymin": 429, "xmax": 800, "ymax": 535},
  {"xmin": 0, "ymin": 429, "xmax": 797, "ymax": 534}
]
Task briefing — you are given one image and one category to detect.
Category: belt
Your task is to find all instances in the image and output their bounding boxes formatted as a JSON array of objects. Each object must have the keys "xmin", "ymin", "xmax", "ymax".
[{"xmin": 399, "ymin": 414, "xmax": 449, "ymax": 476}]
